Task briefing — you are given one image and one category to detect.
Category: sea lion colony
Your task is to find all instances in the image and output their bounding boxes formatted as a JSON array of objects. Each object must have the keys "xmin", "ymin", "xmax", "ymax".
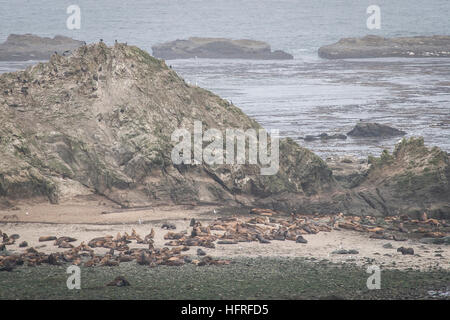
[{"xmin": 0, "ymin": 210, "xmax": 448, "ymax": 271}]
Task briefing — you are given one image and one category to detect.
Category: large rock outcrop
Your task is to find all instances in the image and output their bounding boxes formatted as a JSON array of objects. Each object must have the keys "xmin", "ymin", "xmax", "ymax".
[
  {"xmin": 0, "ymin": 34, "xmax": 84, "ymax": 61},
  {"xmin": 0, "ymin": 42, "xmax": 337, "ymax": 210},
  {"xmin": 353, "ymin": 138, "xmax": 450, "ymax": 218},
  {"xmin": 152, "ymin": 37, "xmax": 293, "ymax": 60},
  {"xmin": 318, "ymin": 35, "xmax": 450, "ymax": 59},
  {"xmin": 1, "ymin": 43, "xmax": 447, "ymax": 217}
]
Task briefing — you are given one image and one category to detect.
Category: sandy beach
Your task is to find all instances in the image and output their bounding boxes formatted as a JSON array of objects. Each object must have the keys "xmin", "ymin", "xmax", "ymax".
[{"xmin": 1, "ymin": 198, "xmax": 448, "ymax": 272}]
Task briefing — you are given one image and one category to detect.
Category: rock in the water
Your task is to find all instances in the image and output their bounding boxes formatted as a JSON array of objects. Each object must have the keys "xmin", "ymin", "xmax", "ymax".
[
  {"xmin": 152, "ymin": 37, "xmax": 293, "ymax": 60},
  {"xmin": 397, "ymin": 247, "xmax": 414, "ymax": 255},
  {"xmin": 347, "ymin": 123, "xmax": 406, "ymax": 138},
  {"xmin": 318, "ymin": 35, "xmax": 450, "ymax": 59},
  {"xmin": 0, "ymin": 34, "xmax": 84, "ymax": 61}
]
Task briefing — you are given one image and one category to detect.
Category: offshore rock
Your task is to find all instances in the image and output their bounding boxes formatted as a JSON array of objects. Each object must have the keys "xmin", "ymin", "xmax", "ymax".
[
  {"xmin": 0, "ymin": 34, "xmax": 84, "ymax": 61},
  {"xmin": 318, "ymin": 35, "xmax": 450, "ymax": 59},
  {"xmin": 152, "ymin": 37, "xmax": 293, "ymax": 60}
]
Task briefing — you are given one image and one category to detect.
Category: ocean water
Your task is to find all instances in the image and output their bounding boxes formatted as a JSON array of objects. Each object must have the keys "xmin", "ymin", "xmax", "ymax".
[{"xmin": 1, "ymin": 0, "xmax": 449, "ymax": 158}]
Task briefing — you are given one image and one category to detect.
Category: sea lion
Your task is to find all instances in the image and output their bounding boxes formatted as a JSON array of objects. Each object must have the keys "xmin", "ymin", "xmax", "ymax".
[
  {"xmin": 162, "ymin": 223, "xmax": 176, "ymax": 230},
  {"xmin": 136, "ymin": 252, "xmax": 151, "ymax": 265},
  {"xmin": 164, "ymin": 231, "xmax": 186, "ymax": 240},
  {"xmin": 58, "ymin": 241, "xmax": 74, "ymax": 249},
  {"xmin": 119, "ymin": 255, "xmax": 133, "ymax": 262},
  {"xmin": 47, "ymin": 253, "xmax": 61, "ymax": 265},
  {"xmin": 420, "ymin": 212, "xmax": 428, "ymax": 222},
  {"xmin": 39, "ymin": 236, "xmax": 57, "ymax": 242},
  {"xmin": 256, "ymin": 234, "xmax": 270, "ymax": 244},
  {"xmin": 143, "ymin": 229, "xmax": 155, "ymax": 244},
  {"xmin": 296, "ymin": 235, "xmax": 308, "ymax": 244},
  {"xmin": 19, "ymin": 241, "xmax": 28, "ymax": 248}
]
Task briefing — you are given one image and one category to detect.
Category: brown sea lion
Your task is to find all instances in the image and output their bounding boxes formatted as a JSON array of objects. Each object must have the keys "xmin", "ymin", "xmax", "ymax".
[{"xmin": 39, "ymin": 236, "xmax": 57, "ymax": 242}]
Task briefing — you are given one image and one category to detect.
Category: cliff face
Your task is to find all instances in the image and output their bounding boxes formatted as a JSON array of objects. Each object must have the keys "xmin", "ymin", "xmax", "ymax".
[{"xmin": 0, "ymin": 43, "xmax": 335, "ymax": 209}]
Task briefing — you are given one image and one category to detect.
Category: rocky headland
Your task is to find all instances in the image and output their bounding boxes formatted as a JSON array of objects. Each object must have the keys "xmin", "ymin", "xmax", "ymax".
[
  {"xmin": 0, "ymin": 42, "xmax": 448, "ymax": 218},
  {"xmin": 151, "ymin": 37, "xmax": 293, "ymax": 60},
  {"xmin": 0, "ymin": 34, "xmax": 84, "ymax": 61},
  {"xmin": 318, "ymin": 35, "xmax": 450, "ymax": 59}
]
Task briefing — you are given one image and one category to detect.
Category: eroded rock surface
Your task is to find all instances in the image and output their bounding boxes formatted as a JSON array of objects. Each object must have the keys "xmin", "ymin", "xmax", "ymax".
[{"xmin": 354, "ymin": 138, "xmax": 450, "ymax": 218}]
